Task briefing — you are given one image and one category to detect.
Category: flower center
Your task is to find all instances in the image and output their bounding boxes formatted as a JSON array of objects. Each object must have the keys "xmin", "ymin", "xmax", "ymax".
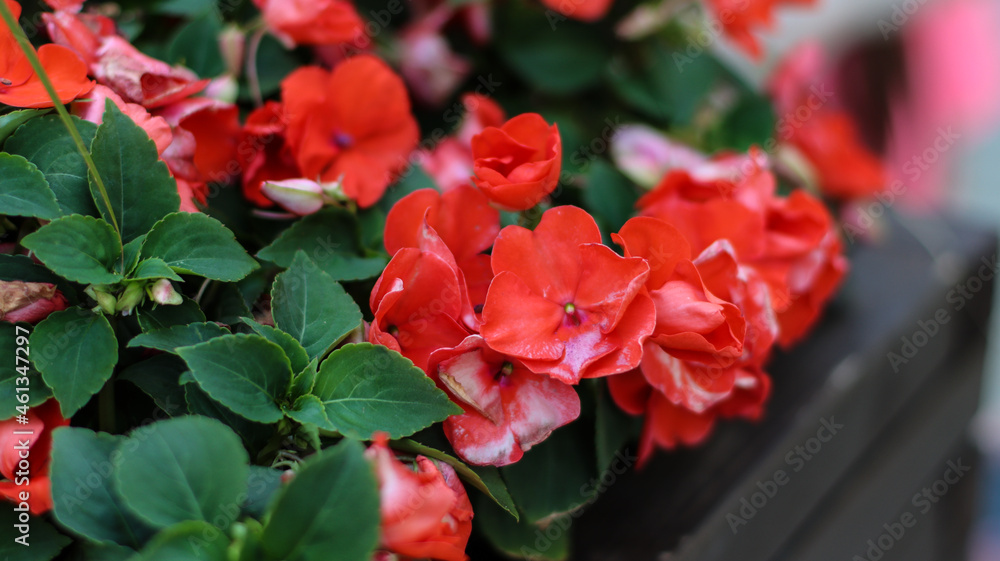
[
  {"xmin": 387, "ymin": 324, "xmax": 399, "ymax": 337},
  {"xmin": 495, "ymin": 361, "xmax": 514, "ymax": 386},
  {"xmin": 563, "ymin": 302, "xmax": 581, "ymax": 327},
  {"xmin": 331, "ymin": 131, "xmax": 353, "ymax": 149}
]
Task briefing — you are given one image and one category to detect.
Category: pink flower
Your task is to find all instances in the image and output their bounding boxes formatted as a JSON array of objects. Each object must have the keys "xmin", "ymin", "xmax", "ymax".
[{"xmin": 0, "ymin": 282, "xmax": 67, "ymax": 324}]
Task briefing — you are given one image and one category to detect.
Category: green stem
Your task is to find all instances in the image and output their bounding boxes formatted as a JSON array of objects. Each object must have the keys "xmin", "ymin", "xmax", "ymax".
[{"xmin": 0, "ymin": 2, "xmax": 120, "ymax": 239}]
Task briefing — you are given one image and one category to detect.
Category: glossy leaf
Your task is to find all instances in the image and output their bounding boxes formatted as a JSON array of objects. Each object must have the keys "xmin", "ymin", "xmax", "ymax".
[
  {"xmin": 21, "ymin": 215, "xmax": 123, "ymax": 285},
  {"xmin": 0, "ymin": 153, "xmax": 61, "ymax": 219}
]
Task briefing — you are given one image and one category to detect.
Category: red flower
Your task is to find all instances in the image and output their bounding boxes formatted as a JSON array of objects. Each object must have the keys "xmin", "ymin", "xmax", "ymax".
[
  {"xmin": 428, "ymin": 335, "xmax": 580, "ymax": 466},
  {"xmin": 754, "ymin": 191, "xmax": 848, "ymax": 346},
  {"xmin": 158, "ymin": 97, "xmax": 241, "ymax": 186},
  {"xmin": 366, "ymin": 435, "xmax": 473, "ymax": 561},
  {"xmin": 785, "ymin": 111, "xmax": 886, "ymax": 199},
  {"xmin": 706, "ymin": 0, "xmax": 816, "ymax": 59},
  {"xmin": 0, "ymin": 400, "xmax": 69, "ymax": 514},
  {"xmin": 471, "ymin": 113, "xmax": 562, "ymax": 211},
  {"xmin": 369, "ymin": 235, "xmax": 471, "ymax": 372},
  {"xmin": 74, "ymin": 85, "xmax": 173, "ymax": 154},
  {"xmin": 0, "ymin": 282, "xmax": 68, "ymax": 324},
  {"xmin": 92, "ymin": 36, "xmax": 209, "ymax": 108},
  {"xmin": 539, "ymin": 0, "xmax": 614, "ymax": 22},
  {"xmin": 253, "ymin": 0, "xmax": 364, "ymax": 48},
  {"xmin": 42, "ymin": 9, "xmax": 115, "ymax": 67},
  {"xmin": 0, "ymin": 0, "xmax": 92, "ymax": 108},
  {"xmin": 422, "ymin": 93, "xmax": 505, "ymax": 192},
  {"xmin": 384, "ymin": 186, "xmax": 500, "ymax": 312},
  {"xmin": 282, "ymin": 55, "xmax": 419, "ymax": 208},
  {"xmin": 238, "ymin": 101, "xmax": 300, "ymax": 208},
  {"xmin": 480, "ymin": 206, "xmax": 655, "ymax": 384}
]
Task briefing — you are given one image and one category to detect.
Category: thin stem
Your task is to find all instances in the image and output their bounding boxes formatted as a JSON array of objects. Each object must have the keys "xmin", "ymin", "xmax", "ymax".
[
  {"xmin": 246, "ymin": 28, "xmax": 266, "ymax": 108},
  {"xmin": 0, "ymin": 2, "xmax": 120, "ymax": 239}
]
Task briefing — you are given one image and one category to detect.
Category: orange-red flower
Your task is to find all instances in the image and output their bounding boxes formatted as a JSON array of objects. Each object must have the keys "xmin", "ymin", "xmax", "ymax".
[
  {"xmin": 74, "ymin": 85, "xmax": 173, "ymax": 154},
  {"xmin": 41, "ymin": 9, "xmax": 115, "ymax": 66},
  {"xmin": 706, "ymin": 0, "xmax": 815, "ymax": 59},
  {"xmin": 384, "ymin": 186, "xmax": 500, "ymax": 311},
  {"xmin": 0, "ymin": 400, "xmax": 69, "ymax": 514},
  {"xmin": 540, "ymin": 0, "xmax": 614, "ymax": 22},
  {"xmin": 366, "ymin": 435, "xmax": 473, "ymax": 561},
  {"xmin": 422, "ymin": 93, "xmax": 505, "ymax": 192},
  {"xmin": 92, "ymin": 36, "xmax": 208, "ymax": 108},
  {"xmin": 282, "ymin": 55, "xmax": 419, "ymax": 208},
  {"xmin": 238, "ymin": 101, "xmax": 300, "ymax": 208},
  {"xmin": 253, "ymin": 0, "xmax": 364, "ymax": 48},
  {"xmin": 471, "ymin": 113, "xmax": 562, "ymax": 211},
  {"xmin": 428, "ymin": 335, "xmax": 581, "ymax": 466},
  {"xmin": 0, "ymin": 0, "xmax": 92, "ymax": 108},
  {"xmin": 480, "ymin": 206, "xmax": 655, "ymax": 384}
]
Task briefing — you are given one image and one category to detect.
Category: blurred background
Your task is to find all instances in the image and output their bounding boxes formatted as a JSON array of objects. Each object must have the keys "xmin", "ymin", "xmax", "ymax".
[{"xmin": 717, "ymin": 0, "xmax": 1000, "ymax": 558}]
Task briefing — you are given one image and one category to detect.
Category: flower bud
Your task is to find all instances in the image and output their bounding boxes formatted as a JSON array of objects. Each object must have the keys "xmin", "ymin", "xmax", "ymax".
[
  {"xmin": 261, "ymin": 179, "xmax": 326, "ymax": 216},
  {"xmin": 85, "ymin": 285, "xmax": 117, "ymax": 316},
  {"xmin": 116, "ymin": 282, "xmax": 147, "ymax": 316},
  {"xmin": 148, "ymin": 279, "xmax": 183, "ymax": 307}
]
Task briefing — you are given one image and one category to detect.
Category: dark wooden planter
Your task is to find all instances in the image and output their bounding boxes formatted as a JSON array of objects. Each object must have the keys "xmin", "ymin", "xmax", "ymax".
[{"xmin": 483, "ymin": 214, "xmax": 996, "ymax": 561}]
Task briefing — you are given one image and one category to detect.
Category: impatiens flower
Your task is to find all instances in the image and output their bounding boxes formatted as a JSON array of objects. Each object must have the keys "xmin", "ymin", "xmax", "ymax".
[
  {"xmin": 705, "ymin": 0, "xmax": 815, "ymax": 59},
  {"xmin": 428, "ymin": 335, "xmax": 580, "ymax": 466},
  {"xmin": 384, "ymin": 186, "xmax": 500, "ymax": 311},
  {"xmin": 41, "ymin": 9, "xmax": 115, "ymax": 66},
  {"xmin": 471, "ymin": 113, "xmax": 562, "ymax": 211},
  {"xmin": 0, "ymin": 0, "xmax": 93, "ymax": 108},
  {"xmin": 399, "ymin": 9, "xmax": 471, "ymax": 107},
  {"xmin": 369, "ymin": 238, "xmax": 471, "ymax": 371},
  {"xmin": 540, "ymin": 0, "xmax": 614, "ymax": 22},
  {"xmin": 480, "ymin": 206, "xmax": 655, "ymax": 384},
  {"xmin": 92, "ymin": 36, "xmax": 209, "ymax": 108},
  {"xmin": 0, "ymin": 400, "xmax": 69, "ymax": 514},
  {"xmin": 282, "ymin": 55, "xmax": 419, "ymax": 208},
  {"xmin": 43, "ymin": 0, "xmax": 82, "ymax": 11},
  {"xmin": 768, "ymin": 41, "xmax": 886, "ymax": 199},
  {"xmin": 422, "ymin": 93, "xmax": 505, "ymax": 192},
  {"xmin": 74, "ymin": 84, "xmax": 173, "ymax": 154},
  {"xmin": 238, "ymin": 101, "xmax": 300, "ymax": 207},
  {"xmin": 366, "ymin": 435, "xmax": 473, "ymax": 561},
  {"xmin": 253, "ymin": 0, "xmax": 364, "ymax": 48},
  {"xmin": 611, "ymin": 124, "xmax": 708, "ymax": 188},
  {"xmin": 0, "ymin": 281, "xmax": 67, "ymax": 324}
]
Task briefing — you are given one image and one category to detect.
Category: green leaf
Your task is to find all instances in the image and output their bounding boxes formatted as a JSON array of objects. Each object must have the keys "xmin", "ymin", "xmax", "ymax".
[
  {"xmin": 0, "ymin": 323, "xmax": 51, "ymax": 419},
  {"xmin": 166, "ymin": 10, "xmax": 225, "ymax": 78},
  {"xmin": 289, "ymin": 358, "xmax": 318, "ymax": 400},
  {"xmin": 0, "ymin": 254, "xmax": 63, "ymax": 284},
  {"xmin": 393, "ymin": 438, "xmax": 519, "ymax": 520},
  {"xmin": 261, "ymin": 439, "xmax": 379, "ymax": 561},
  {"xmin": 582, "ymin": 161, "xmax": 639, "ymax": 236},
  {"xmin": 288, "ymin": 343, "xmax": 460, "ymax": 439},
  {"xmin": 242, "ymin": 318, "xmax": 309, "ymax": 374},
  {"xmin": 475, "ymin": 494, "xmax": 570, "ymax": 561},
  {"xmin": 177, "ymin": 334, "xmax": 291, "ymax": 424},
  {"xmin": 131, "ymin": 258, "xmax": 183, "ymax": 281},
  {"xmin": 0, "ymin": 153, "xmax": 61, "ymax": 219},
  {"xmin": 257, "ymin": 207, "xmax": 384, "ymax": 282},
  {"xmin": 140, "ymin": 213, "xmax": 259, "ymax": 282},
  {"xmin": 501, "ymin": 425, "xmax": 598, "ymax": 524},
  {"xmin": 593, "ymin": 380, "xmax": 639, "ymax": 474},
  {"xmin": 115, "ymin": 416, "xmax": 249, "ymax": 529},
  {"xmin": 184, "ymin": 384, "xmax": 273, "ymax": 453},
  {"xmin": 0, "ymin": 108, "xmax": 46, "ymax": 143},
  {"xmin": 4, "ymin": 114, "xmax": 99, "ymax": 216},
  {"xmin": 495, "ymin": 0, "xmax": 612, "ymax": 95},
  {"xmin": 203, "ymin": 282, "xmax": 252, "ymax": 326},
  {"xmin": 705, "ymin": 93, "xmax": 777, "ymax": 152},
  {"xmin": 271, "ymin": 252, "xmax": 362, "ymax": 360},
  {"xmin": 135, "ymin": 520, "xmax": 229, "ymax": 561},
  {"xmin": 75, "ymin": 543, "xmax": 137, "ymax": 561},
  {"xmin": 242, "ymin": 466, "xmax": 283, "ymax": 520},
  {"xmin": 136, "ymin": 296, "xmax": 206, "ymax": 332},
  {"xmin": 120, "ymin": 235, "xmax": 146, "ymax": 276},
  {"xmin": 50, "ymin": 428, "xmax": 154, "ymax": 547},
  {"xmin": 89, "ymin": 100, "xmax": 180, "ymax": 242},
  {"xmin": 119, "ymin": 354, "xmax": 189, "ymax": 417},
  {"xmin": 128, "ymin": 322, "xmax": 230, "ymax": 353},
  {"xmin": 0, "ymin": 508, "xmax": 71, "ymax": 560},
  {"xmin": 607, "ymin": 41, "xmax": 720, "ymax": 126},
  {"xmin": 31, "ymin": 309, "xmax": 118, "ymax": 417},
  {"xmin": 21, "ymin": 215, "xmax": 123, "ymax": 285}
]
